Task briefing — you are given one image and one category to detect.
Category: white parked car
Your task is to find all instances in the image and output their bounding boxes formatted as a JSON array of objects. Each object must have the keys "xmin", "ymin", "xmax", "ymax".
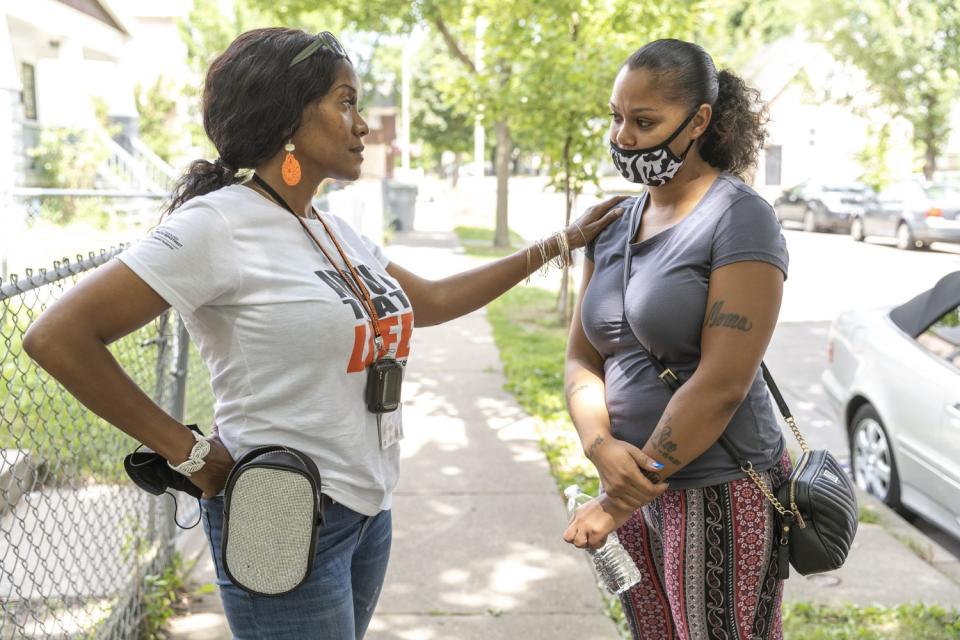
[{"xmin": 821, "ymin": 271, "xmax": 960, "ymax": 538}]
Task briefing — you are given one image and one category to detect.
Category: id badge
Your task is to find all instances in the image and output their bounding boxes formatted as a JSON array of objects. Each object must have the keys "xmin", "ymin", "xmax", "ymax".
[{"xmin": 377, "ymin": 408, "xmax": 404, "ymax": 449}]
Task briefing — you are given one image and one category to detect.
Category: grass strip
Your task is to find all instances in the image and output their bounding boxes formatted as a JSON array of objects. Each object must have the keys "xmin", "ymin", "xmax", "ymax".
[{"xmin": 454, "ymin": 226, "xmax": 526, "ymax": 258}]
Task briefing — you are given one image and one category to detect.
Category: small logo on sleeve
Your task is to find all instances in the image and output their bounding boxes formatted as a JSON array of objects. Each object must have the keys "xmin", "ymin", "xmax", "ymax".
[{"xmin": 151, "ymin": 229, "xmax": 183, "ymax": 250}]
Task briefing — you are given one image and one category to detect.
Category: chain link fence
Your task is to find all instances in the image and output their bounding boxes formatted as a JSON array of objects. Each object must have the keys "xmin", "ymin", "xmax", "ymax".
[{"xmin": 0, "ymin": 247, "xmax": 214, "ymax": 639}]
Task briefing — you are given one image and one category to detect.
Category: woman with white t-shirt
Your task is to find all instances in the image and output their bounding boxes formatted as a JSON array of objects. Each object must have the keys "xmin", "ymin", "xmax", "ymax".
[{"xmin": 22, "ymin": 28, "xmax": 631, "ymax": 639}]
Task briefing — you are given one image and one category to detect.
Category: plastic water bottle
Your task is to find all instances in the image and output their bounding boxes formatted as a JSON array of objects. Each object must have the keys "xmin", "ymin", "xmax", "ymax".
[{"xmin": 565, "ymin": 485, "xmax": 642, "ymax": 595}]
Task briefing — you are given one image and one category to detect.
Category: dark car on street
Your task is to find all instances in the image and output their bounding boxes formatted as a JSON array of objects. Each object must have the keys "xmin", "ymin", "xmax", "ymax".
[
  {"xmin": 851, "ymin": 181, "xmax": 960, "ymax": 250},
  {"xmin": 774, "ymin": 181, "xmax": 873, "ymax": 233}
]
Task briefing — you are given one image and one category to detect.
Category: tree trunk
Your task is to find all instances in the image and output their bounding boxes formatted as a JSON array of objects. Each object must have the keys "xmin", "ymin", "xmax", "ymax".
[
  {"xmin": 922, "ymin": 95, "xmax": 938, "ymax": 181},
  {"xmin": 556, "ymin": 135, "xmax": 573, "ymax": 326},
  {"xmin": 494, "ymin": 120, "xmax": 511, "ymax": 248},
  {"xmin": 924, "ymin": 137, "xmax": 937, "ymax": 181},
  {"xmin": 451, "ymin": 152, "xmax": 460, "ymax": 189}
]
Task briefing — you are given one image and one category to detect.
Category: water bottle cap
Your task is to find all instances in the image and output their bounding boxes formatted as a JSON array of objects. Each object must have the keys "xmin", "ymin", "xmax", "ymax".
[{"xmin": 563, "ymin": 485, "xmax": 580, "ymax": 499}]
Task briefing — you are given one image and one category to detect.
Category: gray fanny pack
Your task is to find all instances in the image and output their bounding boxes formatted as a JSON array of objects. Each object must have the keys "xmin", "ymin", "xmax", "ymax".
[{"xmin": 221, "ymin": 446, "xmax": 325, "ymax": 596}]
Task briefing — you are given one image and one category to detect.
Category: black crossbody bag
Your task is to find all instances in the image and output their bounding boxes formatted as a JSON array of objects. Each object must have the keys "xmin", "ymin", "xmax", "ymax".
[{"xmin": 619, "ymin": 198, "xmax": 857, "ymax": 578}]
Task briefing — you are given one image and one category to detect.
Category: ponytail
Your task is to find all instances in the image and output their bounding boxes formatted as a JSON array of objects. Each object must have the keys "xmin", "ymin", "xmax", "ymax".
[
  {"xmin": 164, "ymin": 158, "xmax": 241, "ymax": 216},
  {"xmin": 698, "ymin": 70, "xmax": 768, "ymax": 180}
]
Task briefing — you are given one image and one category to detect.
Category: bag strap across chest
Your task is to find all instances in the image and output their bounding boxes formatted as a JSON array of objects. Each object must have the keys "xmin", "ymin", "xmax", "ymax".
[{"xmin": 618, "ymin": 197, "xmax": 806, "ymax": 523}]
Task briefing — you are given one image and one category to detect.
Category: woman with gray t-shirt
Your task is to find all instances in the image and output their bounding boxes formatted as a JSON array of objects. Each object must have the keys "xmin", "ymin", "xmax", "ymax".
[{"xmin": 562, "ymin": 39, "xmax": 792, "ymax": 639}]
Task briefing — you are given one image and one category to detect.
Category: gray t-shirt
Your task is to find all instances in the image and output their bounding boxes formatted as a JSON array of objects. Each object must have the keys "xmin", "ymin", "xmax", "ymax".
[{"xmin": 582, "ymin": 173, "xmax": 789, "ymax": 489}]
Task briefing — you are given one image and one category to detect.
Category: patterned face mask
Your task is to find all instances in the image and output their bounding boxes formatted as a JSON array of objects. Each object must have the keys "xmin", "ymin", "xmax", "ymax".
[{"xmin": 609, "ymin": 110, "xmax": 698, "ymax": 186}]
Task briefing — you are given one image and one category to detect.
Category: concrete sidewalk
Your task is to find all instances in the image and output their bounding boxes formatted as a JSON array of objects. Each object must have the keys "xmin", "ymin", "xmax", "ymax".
[{"xmin": 165, "ymin": 229, "xmax": 960, "ymax": 639}]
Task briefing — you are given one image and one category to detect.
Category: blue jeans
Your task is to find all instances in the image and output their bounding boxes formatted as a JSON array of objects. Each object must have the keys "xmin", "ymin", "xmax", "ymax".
[{"xmin": 201, "ymin": 495, "xmax": 392, "ymax": 639}]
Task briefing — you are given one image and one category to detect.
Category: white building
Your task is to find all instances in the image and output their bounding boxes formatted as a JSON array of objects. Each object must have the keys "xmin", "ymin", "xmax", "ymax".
[
  {"xmin": 2, "ymin": 0, "xmax": 189, "ymax": 191},
  {"xmin": 745, "ymin": 33, "xmax": 915, "ymax": 203}
]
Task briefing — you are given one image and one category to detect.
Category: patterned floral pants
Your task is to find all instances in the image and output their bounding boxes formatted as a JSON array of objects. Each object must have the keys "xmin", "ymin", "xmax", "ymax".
[{"xmin": 617, "ymin": 452, "xmax": 792, "ymax": 640}]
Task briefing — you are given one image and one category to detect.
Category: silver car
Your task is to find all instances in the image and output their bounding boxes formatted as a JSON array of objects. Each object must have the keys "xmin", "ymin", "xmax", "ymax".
[
  {"xmin": 852, "ymin": 181, "xmax": 960, "ymax": 249},
  {"xmin": 821, "ymin": 272, "xmax": 960, "ymax": 538}
]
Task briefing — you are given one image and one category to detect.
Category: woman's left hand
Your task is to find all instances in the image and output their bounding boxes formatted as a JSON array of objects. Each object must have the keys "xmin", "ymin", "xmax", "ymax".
[
  {"xmin": 565, "ymin": 195, "xmax": 629, "ymax": 250},
  {"xmin": 563, "ymin": 494, "xmax": 636, "ymax": 549}
]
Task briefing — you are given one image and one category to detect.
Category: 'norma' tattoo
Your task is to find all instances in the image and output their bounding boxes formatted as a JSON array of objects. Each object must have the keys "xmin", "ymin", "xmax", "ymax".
[
  {"xmin": 650, "ymin": 417, "xmax": 681, "ymax": 466},
  {"xmin": 586, "ymin": 435, "xmax": 604, "ymax": 458},
  {"xmin": 704, "ymin": 300, "xmax": 753, "ymax": 332}
]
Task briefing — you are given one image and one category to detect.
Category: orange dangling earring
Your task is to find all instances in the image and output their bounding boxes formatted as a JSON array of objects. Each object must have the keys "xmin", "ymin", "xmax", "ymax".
[{"xmin": 281, "ymin": 141, "xmax": 302, "ymax": 186}]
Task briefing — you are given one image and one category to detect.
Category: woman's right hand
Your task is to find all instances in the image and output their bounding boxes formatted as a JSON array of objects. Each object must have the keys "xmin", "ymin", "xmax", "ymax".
[
  {"xmin": 189, "ymin": 436, "xmax": 235, "ymax": 499},
  {"xmin": 588, "ymin": 436, "xmax": 669, "ymax": 510}
]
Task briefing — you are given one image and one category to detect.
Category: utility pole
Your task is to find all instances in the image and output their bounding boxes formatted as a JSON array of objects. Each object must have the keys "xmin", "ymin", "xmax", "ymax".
[
  {"xmin": 473, "ymin": 16, "xmax": 486, "ymax": 178},
  {"xmin": 400, "ymin": 34, "xmax": 412, "ymax": 173}
]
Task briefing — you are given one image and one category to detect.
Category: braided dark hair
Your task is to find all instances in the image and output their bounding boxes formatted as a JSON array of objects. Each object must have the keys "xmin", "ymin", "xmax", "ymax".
[
  {"xmin": 165, "ymin": 28, "xmax": 346, "ymax": 215},
  {"xmin": 626, "ymin": 39, "xmax": 768, "ymax": 179}
]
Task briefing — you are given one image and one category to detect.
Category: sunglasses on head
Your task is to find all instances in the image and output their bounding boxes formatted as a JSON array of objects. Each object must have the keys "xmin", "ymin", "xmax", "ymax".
[{"xmin": 289, "ymin": 31, "xmax": 350, "ymax": 68}]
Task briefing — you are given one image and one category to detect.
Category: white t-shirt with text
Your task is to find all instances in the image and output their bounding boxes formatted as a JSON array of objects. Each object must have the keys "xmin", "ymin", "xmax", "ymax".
[{"xmin": 118, "ymin": 184, "xmax": 413, "ymax": 515}]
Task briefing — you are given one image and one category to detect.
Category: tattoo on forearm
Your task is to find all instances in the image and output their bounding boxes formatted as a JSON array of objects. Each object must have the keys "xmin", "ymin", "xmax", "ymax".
[
  {"xmin": 642, "ymin": 471, "xmax": 662, "ymax": 484},
  {"xmin": 650, "ymin": 416, "xmax": 681, "ymax": 466},
  {"xmin": 586, "ymin": 435, "xmax": 604, "ymax": 458},
  {"xmin": 567, "ymin": 383, "xmax": 590, "ymax": 400},
  {"xmin": 704, "ymin": 300, "xmax": 753, "ymax": 332}
]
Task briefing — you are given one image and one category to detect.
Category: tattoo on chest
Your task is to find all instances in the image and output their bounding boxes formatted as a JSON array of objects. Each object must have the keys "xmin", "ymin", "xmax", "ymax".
[
  {"xmin": 705, "ymin": 300, "xmax": 753, "ymax": 332},
  {"xmin": 651, "ymin": 417, "xmax": 681, "ymax": 466}
]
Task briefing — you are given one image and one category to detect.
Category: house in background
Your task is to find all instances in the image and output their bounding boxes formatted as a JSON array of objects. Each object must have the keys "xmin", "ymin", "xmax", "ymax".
[
  {"xmin": 1, "ymin": 0, "xmax": 189, "ymax": 194},
  {"xmin": 361, "ymin": 103, "xmax": 400, "ymax": 180},
  {"xmin": 745, "ymin": 33, "xmax": 917, "ymax": 204}
]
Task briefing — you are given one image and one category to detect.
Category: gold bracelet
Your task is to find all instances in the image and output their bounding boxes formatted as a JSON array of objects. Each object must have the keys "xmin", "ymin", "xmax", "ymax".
[
  {"xmin": 553, "ymin": 229, "xmax": 570, "ymax": 269},
  {"xmin": 537, "ymin": 238, "xmax": 550, "ymax": 276},
  {"xmin": 552, "ymin": 231, "xmax": 563, "ymax": 270},
  {"xmin": 524, "ymin": 246, "xmax": 532, "ymax": 284}
]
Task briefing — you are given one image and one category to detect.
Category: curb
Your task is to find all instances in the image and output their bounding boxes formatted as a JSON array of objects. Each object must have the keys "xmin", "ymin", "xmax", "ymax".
[{"xmin": 856, "ymin": 486, "xmax": 960, "ymax": 587}]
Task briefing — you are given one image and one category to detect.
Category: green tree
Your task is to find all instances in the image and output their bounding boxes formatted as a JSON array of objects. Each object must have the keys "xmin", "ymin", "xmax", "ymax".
[
  {"xmin": 856, "ymin": 120, "xmax": 893, "ymax": 191},
  {"xmin": 809, "ymin": 0, "xmax": 960, "ymax": 180},
  {"xmin": 135, "ymin": 77, "xmax": 179, "ymax": 163},
  {"xmin": 410, "ymin": 38, "xmax": 474, "ymax": 185},
  {"xmin": 178, "ymin": 0, "xmax": 279, "ymax": 155},
  {"xmin": 206, "ymin": 0, "xmax": 790, "ymax": 255},
  {"xmin": 695, "ymin": 0, "xmax": 807, "ymax": 68},
  {"xmin": 412, "ymin": 1, "xmax": 521, "ymax": 248},
  {"xmin": 511, "ymin": 2, "xmax": 699, "ymax": 320},
  {"xmin": 246, "ymin": 0, "xmax": 525, "ymax": 248},
  {"xmin": 181, "ymin": 0, "xmax": 398, "ymax": 156},
  {"xmin": 28, "ymin": 125, "xmax": 108, "ymax": 224}
]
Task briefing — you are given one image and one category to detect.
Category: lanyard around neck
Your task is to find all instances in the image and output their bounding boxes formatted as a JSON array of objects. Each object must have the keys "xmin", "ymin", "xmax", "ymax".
[{"xmin": 251, "ymin": 174, "xmax": 386, "ymax": 355}]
